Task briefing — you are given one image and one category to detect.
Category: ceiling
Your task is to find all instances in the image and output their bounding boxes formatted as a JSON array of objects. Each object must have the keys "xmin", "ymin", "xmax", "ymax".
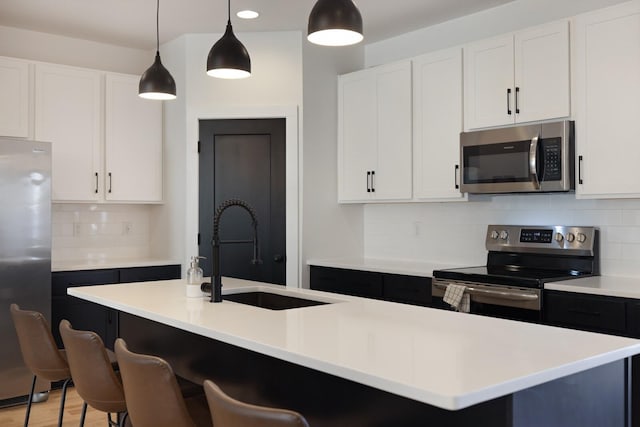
[{"xmin": 0, "ymin": 0, "xmax": 514, "ymax": 51}]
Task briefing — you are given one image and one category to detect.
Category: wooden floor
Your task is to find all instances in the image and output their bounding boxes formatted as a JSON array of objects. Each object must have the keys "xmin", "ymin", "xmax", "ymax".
[{"xmin": 0, "ymin": 387, "xmax": 114, "ymax": 427}]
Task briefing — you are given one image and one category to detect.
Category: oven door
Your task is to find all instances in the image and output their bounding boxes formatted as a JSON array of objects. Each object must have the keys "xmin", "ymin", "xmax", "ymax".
[{"xmin": 432, "ymin": 278, "xmax": 542, "ymax": 322}]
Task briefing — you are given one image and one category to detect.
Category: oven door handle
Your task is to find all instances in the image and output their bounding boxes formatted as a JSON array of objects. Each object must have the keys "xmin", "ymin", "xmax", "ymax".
[
  {"xmin": 529, "ymin": 134, "xmax": 540, "ymax": 190},
  {"xmin": 433, "ymin": 282, "xmax": 539, "ymax": 301}
]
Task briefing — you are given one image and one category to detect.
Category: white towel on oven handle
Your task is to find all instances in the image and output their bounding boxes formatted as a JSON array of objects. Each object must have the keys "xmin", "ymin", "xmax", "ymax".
[{"xmin": 443, "ymin": 283, "xmax": 470, "ymax": 313}]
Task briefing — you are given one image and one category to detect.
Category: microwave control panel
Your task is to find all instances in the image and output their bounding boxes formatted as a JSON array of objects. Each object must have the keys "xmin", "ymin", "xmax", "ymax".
[{"xmin": 542, "ymin": 138, "xmax": 562, "ymax": 181}]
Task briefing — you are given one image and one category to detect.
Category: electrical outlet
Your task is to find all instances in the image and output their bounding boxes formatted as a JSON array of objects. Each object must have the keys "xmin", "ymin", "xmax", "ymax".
[{"xmin": 123, "ymin": 222, "xmax": 133, "ymax": 235}]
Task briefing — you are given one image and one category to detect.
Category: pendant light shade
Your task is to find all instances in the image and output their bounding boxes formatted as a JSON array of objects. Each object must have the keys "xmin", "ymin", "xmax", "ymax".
[
  {"xmin": 307, "ymin": 0, "xmax": 363, "ymax": 47},
  {"xmin": 207, "ymin": 0, "xmax": 251, "ymax": 79},
  {"xmin": 139, "ymin": 0, "xmax": 176, "ymax": 100}
]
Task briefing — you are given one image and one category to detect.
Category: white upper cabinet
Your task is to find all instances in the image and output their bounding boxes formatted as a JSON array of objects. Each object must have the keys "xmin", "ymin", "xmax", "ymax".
[
  {"xmin": 574, "ymin": 1, "xmax": 640, "ymax": 198},
  {"xmin": 412, "ymin": 47, "xmax": 466, "ymax": 201},
  {"xmin": 464, "ymin": 20, "xmax": 570, "ymax": 130},
  {"xmin": 338, "ymin": 61, "xmax": 412, "ymax": 202},
  {"xmin": 35, "ymin": 63, "xmax": 102, "ymax": 202},
  {"xmin": 105, "ymin": 74, "xmax": 163, "ymax": 202},
  {"xmin": 0, "ymin": 56, "xmax": 30, "ymax": 138}
]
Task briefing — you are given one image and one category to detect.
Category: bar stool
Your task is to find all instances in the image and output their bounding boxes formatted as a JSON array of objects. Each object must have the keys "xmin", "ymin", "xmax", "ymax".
[
  {"xmin": 9, "ymin": 303, "xmax": 72, "ymax": 427},
  {"xmin": 114, "ymin": 338, "xmax": 212, "ymax": 427},
  {"xmin": 203, "ymin": 379, "xmax": 309, "ymax": 427},
  {"xmin": 58, "ymin": 319, "xmax": 128, "ymax": 427}
]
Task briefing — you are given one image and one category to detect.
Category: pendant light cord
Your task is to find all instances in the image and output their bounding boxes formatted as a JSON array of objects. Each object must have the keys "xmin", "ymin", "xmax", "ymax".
[
  {"xmin": 227, "ymin": 0, "xmax": 231, "ymax": 25},
  {"xmin": 156, "ymin": 0, "xmax": 160, "ymax": 53}
]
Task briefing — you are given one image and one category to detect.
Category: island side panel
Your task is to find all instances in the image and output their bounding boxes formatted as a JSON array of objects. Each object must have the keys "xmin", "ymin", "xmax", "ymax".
[{"xmin": 119, "ymin": 312, "xmax": 512, "ymax": 427}]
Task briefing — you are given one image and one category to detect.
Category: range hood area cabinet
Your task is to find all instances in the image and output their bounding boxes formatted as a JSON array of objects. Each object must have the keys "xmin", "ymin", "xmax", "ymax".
[
  {"xmin": 0, "ymin": 56, "xmax": 29, "ymax": 138},
  {"xmin": 34, "ymin": 62, "xmax": 162, "ymax": 203},
  {"xmin": 412, "ymin": 47, "xmax": 466, "ymax": 202},
  {"xmin": 573, "ymin": 1, "xmax": 640, "ymax": 199},
  {"xmin": 337, "ymin": 60, "xmax": 412, "ymax": 203},
  {"xmin": 464, "ymin": 20, "xmax": 570, "ymax": 130}
]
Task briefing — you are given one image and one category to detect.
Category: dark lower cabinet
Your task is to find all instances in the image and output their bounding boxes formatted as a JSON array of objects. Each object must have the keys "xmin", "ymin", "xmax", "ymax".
[
  {"xmin": 52, "ymin": 264, "xmax": 180, "ymax": 350},
  {"xmin": 544, "ymin": 291, "xmax": 628, "ymax": 335},
  {"xmin": 310, "ymin": 266, "xmax": 431, "ymax": 306}
]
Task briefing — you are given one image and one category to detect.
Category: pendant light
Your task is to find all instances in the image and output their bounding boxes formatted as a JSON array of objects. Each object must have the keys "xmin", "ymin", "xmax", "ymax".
[
  {"xmin": 139, "ymin": 0, "xmax": 176, "ymax": 100},
  {"xmin": 206, "ymin": 0, "xmax": 251, "ymax": 79},
  {"xmin": 307, "ymin": 0, "xmax": 363, "ymax": 47}
]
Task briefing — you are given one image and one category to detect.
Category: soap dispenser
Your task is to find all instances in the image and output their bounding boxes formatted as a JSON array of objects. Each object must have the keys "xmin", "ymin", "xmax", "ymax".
[{"xmin": 186, "ymin": 256, "xmax": 204, "ymax": 297}]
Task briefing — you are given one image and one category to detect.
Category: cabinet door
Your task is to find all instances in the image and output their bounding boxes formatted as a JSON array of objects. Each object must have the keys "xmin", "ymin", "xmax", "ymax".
[
  {"xmin": 413, "ymin": 48, "xmax": 466, "ymax": 201},
  {"xmin": 374, "ymin": 61, "xmax": 412, "ymax": 200},
  {"xmin": 574, "ymin": 2, "xmax": 640, "ymax": 198},
  {"xmin": 544, "ymin": 291, "xmax": 627, "ymax": 335},
  {"xmin": 514, "ymin": 20, "xmax": 570, "ymax": 124},
  {"xmin": 464, "ymin": 34, "xmax": 514, "ymax": 129},
  {"xmin": 105, "ymin": 74, "xmax": 163, "ymax": 202},
  {"xmin": 35, "ymin": 64, "xmax": 102, "ymax": 202},
  {"xmin": 0, "ymin": 56, "xmax": 29, "ymax": 137},
  {"xmin": 338, "ymin": 70, "xmax": 376, "ymax": 202}
]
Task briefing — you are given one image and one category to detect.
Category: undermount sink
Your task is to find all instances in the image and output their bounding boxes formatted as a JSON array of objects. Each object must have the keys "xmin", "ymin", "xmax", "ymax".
[{"xmin": 224, "ymin": 291, "xmax": 330, "ymax": 310}]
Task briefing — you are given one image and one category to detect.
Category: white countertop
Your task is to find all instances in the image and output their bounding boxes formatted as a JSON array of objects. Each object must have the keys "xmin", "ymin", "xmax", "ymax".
[
  {"xmin": 52, "ymin": 259, "xmax": 180, "ymax": 272},
  {"xmin": 546, "ymin": 275, "xmax": 640, "ymax": 299},
  {"xmin": 68, "ymin": 277, "xmax": 640, "ymax": 410},
  {"xmin": 307, "ymin": 257, "xmax": 463, "ymax": 277}
]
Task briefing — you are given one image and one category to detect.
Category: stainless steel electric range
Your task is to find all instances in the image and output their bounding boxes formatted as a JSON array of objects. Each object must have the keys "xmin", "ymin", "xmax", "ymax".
[{"xmin": 432, "ymin": 225, "xmax": 599, "ymax": 322}]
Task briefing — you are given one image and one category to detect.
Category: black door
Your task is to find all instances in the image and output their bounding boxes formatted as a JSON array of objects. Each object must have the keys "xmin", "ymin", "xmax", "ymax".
[{"xmin": 199, "ymin": 119, "xmax": 286, "ymax": 285}]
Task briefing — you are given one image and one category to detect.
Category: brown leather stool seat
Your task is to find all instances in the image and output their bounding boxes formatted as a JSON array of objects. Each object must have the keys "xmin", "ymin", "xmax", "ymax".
[
  {"xmin": 59, "ymin": 319, "xmax": 128, "ymax": 427},
  {"xmin": 114, "ymin": 338, "xmax": 212, "ymax": 427},
  {"xmin": 10, "ymin": 303, "xmax": 72, "ymax": 427},
  {"xmin": 204, "ymin": 379, "xmax": 310, "ymax": 427}
]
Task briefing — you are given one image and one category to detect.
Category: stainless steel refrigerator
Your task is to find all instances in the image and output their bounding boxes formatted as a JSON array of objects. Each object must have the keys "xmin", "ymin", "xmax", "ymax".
[{"xmin": 0, "ymin": 138, "xmax": 51, "ymax": 405}]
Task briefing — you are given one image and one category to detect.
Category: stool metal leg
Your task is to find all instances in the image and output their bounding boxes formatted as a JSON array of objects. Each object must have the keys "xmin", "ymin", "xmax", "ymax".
[
  {"xmin": 23, "ymin": 375, "xmax": 36, "ymax": 427},
  {"xmin": 79, "ymin": 402, "xmax": 87, "ymax": 427},
  {"xmin": 57, "ymin": 378, "xmax": 72, "ymax": 427}
]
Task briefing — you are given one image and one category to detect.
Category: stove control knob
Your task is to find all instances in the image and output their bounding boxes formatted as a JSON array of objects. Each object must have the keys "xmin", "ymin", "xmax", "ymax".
[
  {"xmin": 555, "ymin": 233, "xmax": 564, "ymax": 242},
  {"xmin": 566, "ymin": 233, "xmax": 575, "ymax": 242},
  {"xmin": 499, "ymin": 230, "xmax": 509, "ymax": 240},
  {"xmin": 490, "ymin": 230, "xmax": 499, "ymax": 240},
  {"xmin": 576, "ymin": 233, "xmax": 587, "ymax": 243}
]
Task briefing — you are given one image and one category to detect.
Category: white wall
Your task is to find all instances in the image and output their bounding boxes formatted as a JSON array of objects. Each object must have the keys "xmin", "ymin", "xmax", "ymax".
[
  {"xmin": 361, "ymin": 0, "xmax": 640, "ymax": 279},
  {"xmin": 0, "ymin": 25, "xmax": 150, "ymax": 73},
  {"xmin": 300, "ymin": 42, "xmax": 364, "ymax": 288},
  {"xmin": 365, "ymin": 0, "xmax": 629, "ymax": 67}
]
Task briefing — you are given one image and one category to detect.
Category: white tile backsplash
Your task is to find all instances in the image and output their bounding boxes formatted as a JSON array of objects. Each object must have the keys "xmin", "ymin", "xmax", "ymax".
[
  {"xmin": 364, "ymin": 194, "xmax": 640, "ymax": 278},
  {"xmin": 52, "ymin": 204, "xmax": 153, "ymax": 262}
]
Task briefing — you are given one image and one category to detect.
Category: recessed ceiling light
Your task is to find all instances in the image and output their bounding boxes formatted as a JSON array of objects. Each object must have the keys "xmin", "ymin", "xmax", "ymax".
[{"xmin": 237, "ymin": 10, "xmax": 259, "ymax": 19}]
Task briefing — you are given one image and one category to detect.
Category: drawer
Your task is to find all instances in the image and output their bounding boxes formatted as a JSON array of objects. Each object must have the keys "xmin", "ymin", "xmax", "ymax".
[
  {"xmin": 383, "ymin": 274, "xmax": 431, "ymax": 306},
  {"xmin": 545, "ymin": 291, "xmax": 626, "ymax": 334}
]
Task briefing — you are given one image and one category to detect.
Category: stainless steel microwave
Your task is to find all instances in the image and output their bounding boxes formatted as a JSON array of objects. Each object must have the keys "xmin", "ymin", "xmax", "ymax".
[{"xmin": 460, "ymin": 120, "xmax": 574, "ymax": 194}]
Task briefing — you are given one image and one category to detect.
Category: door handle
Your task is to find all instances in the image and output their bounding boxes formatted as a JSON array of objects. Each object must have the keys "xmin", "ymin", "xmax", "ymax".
[
  {"xmin": 108, "ymin": 172, "xmax": 112, "ymax": 194},
  {"xmin": 529, "ymin": 135, "xmax": 540, "ymax": 190},
  {"xmin": 454, "ymin": 164, "xmax": 460, "ymax": 190},
  {"xmin": 273, "ymin": 254, "xmax": 285, "ymax": 263},
  {"xmin": 95, "ymin": 172, "xmax": 99, "ymax": 194},
  {"xmin": 515, "ymin": 87, "xmax": 520, "ymax": 114},
  {"xmin": 371, "ymin": 170, "xmax": 375, "ymax": 192},
  {"xmin": 507, "ymin": 88, "xmax": 512, "ymax": 115},
  {"xmin": 578, "ymin": 155, "xmax": 584, "ymax": 185},
  {"xmin": 366, "ymin": 171, "xmax": 371, "ymax": 193}
]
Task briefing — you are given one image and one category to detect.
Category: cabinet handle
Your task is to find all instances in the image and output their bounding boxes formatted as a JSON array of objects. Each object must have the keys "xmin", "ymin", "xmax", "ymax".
[
  {"xmin": 94, "ymin": 173, "xmax": 99, "ymax": 194},
  {"xmin": 371, "ymin": 170, "xmax": 375, "ymax": 193},
  {"xmin": 578, "ymin": 155, "xmax": 583, "ymax": 185},
  {"xmin": 108, "ymin": 173, "xmax": 112, "ymax": 194},
  {"xmin": 366, "ymin": 171, "xmax": 371, "ymax": 193},
  {"xmin": 454, "ymin": 164, "xmax": 460, "ymax": 189},
  {"xmin": 515, "ymin": 87, "xmax": 520, "ymax": 114},
  {"xmin": 507, "ymin": 88, "xmax": 512, "ymax": 115}
]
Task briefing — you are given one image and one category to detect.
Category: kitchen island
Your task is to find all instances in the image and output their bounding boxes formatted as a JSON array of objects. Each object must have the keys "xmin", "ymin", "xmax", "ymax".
[{"xmin": 69, "ymin": 278, "xmax": 640, "ymax": 426}]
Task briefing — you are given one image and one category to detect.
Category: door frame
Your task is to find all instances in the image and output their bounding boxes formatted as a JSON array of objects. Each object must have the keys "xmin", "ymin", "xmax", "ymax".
[{"xmin": 186, "ymin": 106, "xmax": 300, "ymax": 287}]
